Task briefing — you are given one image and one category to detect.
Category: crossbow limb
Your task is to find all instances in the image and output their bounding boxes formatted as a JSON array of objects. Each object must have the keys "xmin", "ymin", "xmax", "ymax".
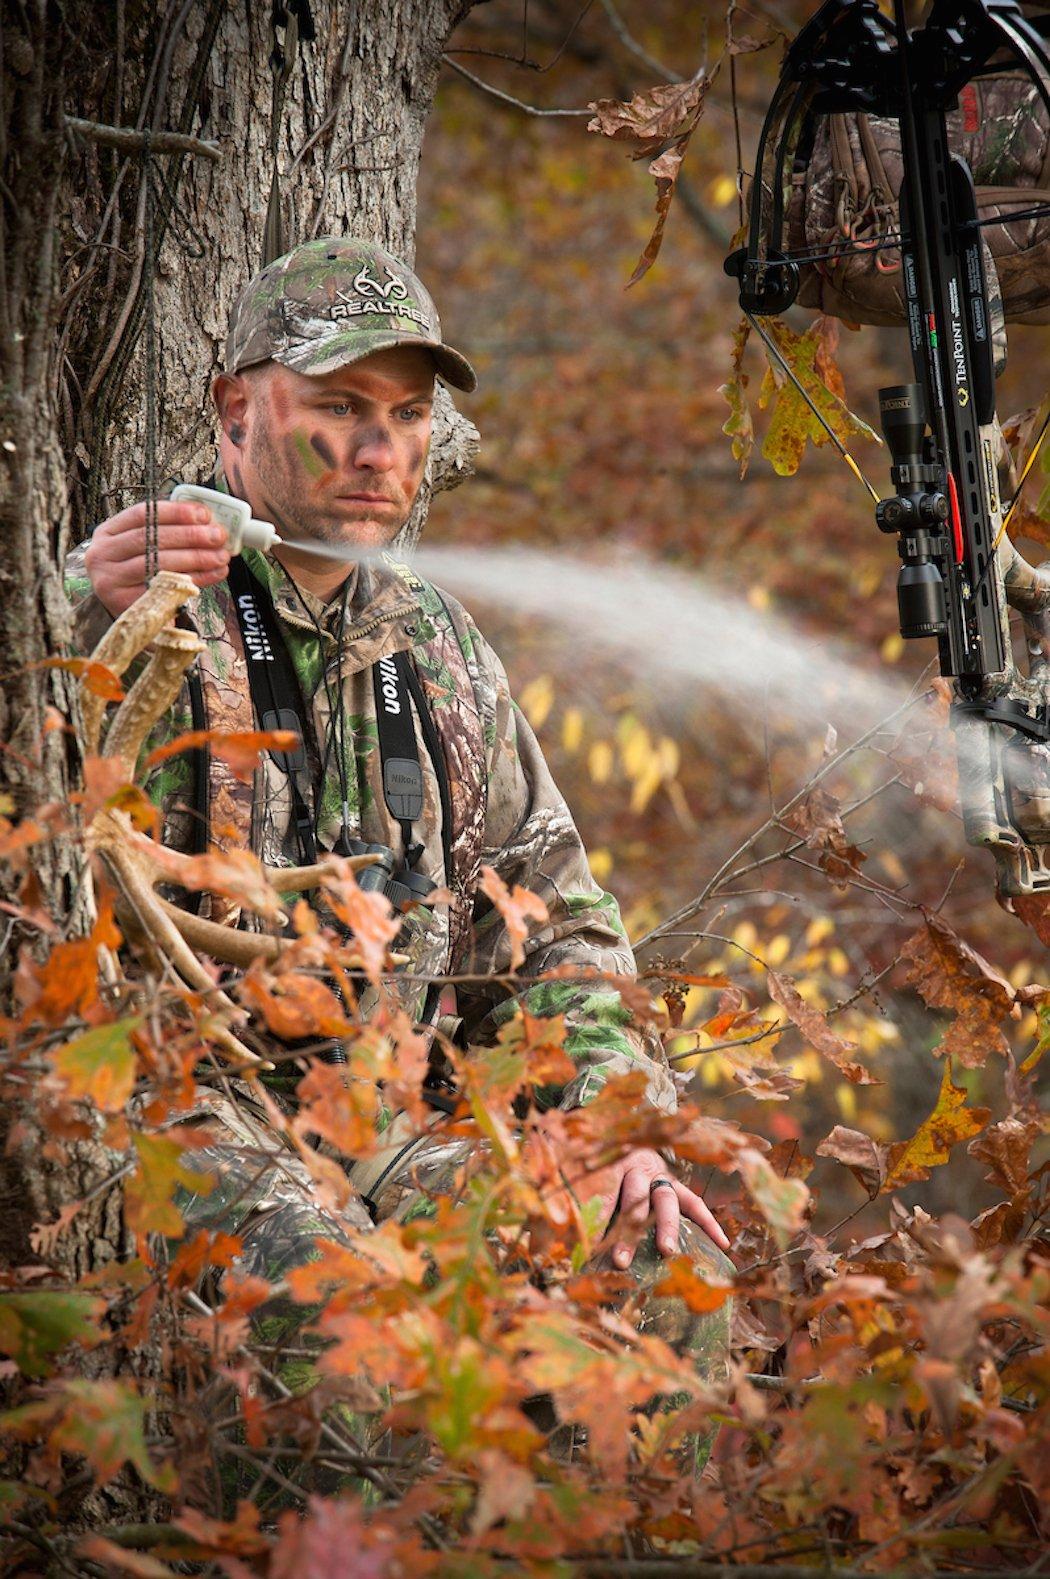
[{"xmin": 727, "ymin": 0, "xmax": 1050, "ymax": 902}]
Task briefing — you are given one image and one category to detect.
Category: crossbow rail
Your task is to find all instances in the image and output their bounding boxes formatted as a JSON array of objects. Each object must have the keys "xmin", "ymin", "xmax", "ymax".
[{"xmin": 726, "ymin": 0, "xmax": 1050, "ymax": 900}]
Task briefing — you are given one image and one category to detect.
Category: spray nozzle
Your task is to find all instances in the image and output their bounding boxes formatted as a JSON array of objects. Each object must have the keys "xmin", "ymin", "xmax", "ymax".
[{"xmin": 169, "ymin": 483, "xmax": 282, "ymax": 555}]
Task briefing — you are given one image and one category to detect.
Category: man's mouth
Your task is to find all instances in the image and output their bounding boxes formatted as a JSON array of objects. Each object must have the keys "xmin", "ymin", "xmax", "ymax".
[{"xmin": 334, "ymin": 493, "xmax": 397, "ymax": 507}]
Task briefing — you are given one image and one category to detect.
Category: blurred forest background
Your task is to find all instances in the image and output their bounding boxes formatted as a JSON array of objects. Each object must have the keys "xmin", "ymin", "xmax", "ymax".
[{"xmin": 416, "ymin": 0, "xmax": 1050, "ymax": 1226}]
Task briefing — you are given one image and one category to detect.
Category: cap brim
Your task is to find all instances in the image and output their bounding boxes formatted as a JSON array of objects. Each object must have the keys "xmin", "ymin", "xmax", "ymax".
[{"xmin": 274, "ymin": 331, "xmax": 477, "ymax": 393}]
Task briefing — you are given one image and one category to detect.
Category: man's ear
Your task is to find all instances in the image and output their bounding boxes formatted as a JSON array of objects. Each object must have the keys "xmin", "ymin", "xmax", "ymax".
[{"xmin": 212, "ymin": 371, "xmax": 252, "ymax": 445}]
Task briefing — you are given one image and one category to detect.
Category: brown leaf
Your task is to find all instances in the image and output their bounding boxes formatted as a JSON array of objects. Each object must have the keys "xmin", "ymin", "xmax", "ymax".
[
  {"xmin": 816, "ymin": 1125, "xmax": 889, "ymax": 1195},
  {"xmin": 783, "ymin": 784, "xmax": 867, "ymax": 886},
  {"xmin": 767, "ymin": 970, "xmax": 875, "ymax": 1084},
  {"xmin": 968, "ymin": 1113, "xmax": 1044, "ymax": 1196},
  {"xmin": 887, "ymin": 679, "xmax": 959, "ymax": 813},
  {"xmin": 586, "ymin": 78, "xmax": 708, "ymax": 149},
  {"xmin": 900, "ymin": 914, "xmax": 1016, "ymax": 1069}
]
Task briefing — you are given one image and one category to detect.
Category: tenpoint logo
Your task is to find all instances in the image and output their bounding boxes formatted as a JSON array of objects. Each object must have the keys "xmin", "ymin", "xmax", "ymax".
[{"xmin": 353, "ymin": 264, "xmax": 409, "ymax": 303}]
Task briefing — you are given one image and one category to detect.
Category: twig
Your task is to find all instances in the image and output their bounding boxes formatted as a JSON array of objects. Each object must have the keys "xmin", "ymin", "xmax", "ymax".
[
  {"xmin": 442, "ymin": 57, "xmax": 593, "ymax": 116},
  {"xmin": 597, "ymin": 0, "xmax": 683, "ymax": 81},
  {"xmin": 65, "ymin": 118, "xmax": 221, "ymax": 161}
]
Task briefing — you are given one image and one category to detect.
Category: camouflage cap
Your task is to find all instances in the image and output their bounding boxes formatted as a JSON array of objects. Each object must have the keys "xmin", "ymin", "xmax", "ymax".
[{"xmin": 225, "ymin": 237, "xmax": 477, "ymax": 392}]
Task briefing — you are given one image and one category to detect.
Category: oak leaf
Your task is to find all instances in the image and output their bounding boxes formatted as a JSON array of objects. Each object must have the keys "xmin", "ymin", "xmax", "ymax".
[
  {"xmin": 0, "ymin": 1291, "xmax": 104, "ymax": 1377},
  {"xmin": 900, "ymin": 913, "xmax": 1016, "ymax": 1068},
  {"xmin": 652, "ymin": 1255, "xmax": 733, "ymax": 1314},
  {"xmin": 145, "ymin": 726, "xmax": 300, "ymax": 784},
  {"xmin": 720, "ymin": 316, "xmax": 755, "ymax": 477},
  {"xmin": 767, "ymin": 970, "xmax": 875, "ymax": 1084},
  {"xmin": 816, "ymin": 1125, "xmax": 889, "ymax": 1195},
  {"xmin": 882, "ymin": 1064, "xmax": 991, "ymax": 1191},
  {"xmin": 124, "ymin": 1130, "xmax": 214, "ymax": 1240},
  {"xmin": 50, "ymin": 1015, "xmax": 139, "ymax": 1114},
  {"xmin": 758, "ymin": 316, "xmax": 878, "ymax": 476},
  {"xmin": 783, "ymin": 783, "xmax": 867, "ymax": 886},
  {"xmin": 478, "ymin": 865, "xmax": 549, "ymax": 971},
  {"xmin": 0, "ymin": 1379, "xmax": 175, "ymax": 1491}
]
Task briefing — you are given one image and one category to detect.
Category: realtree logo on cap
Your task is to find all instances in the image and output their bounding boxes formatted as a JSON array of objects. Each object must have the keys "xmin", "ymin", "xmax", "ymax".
[
  {"xmin": 326, "ymin": 263, "xmax": 434, "ymax": 333},
  {"xmin": 353, "ymin": 264, "xmax": 408, "ymax": 302}
]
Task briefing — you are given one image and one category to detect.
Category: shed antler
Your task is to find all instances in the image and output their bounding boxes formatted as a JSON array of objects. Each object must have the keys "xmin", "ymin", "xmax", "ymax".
[{"xmin": 81, "ymin": 572, "xmax": 375, "ymax": 1064}]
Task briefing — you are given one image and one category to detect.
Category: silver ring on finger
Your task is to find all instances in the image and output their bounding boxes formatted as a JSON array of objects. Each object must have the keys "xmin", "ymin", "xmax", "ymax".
[{"xmin": 649, "ymin": 1176, "xmax": 676, "ymax": 1194}]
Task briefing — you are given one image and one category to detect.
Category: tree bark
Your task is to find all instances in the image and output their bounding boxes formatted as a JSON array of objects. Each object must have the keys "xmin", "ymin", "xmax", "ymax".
[
  {"xmin": 0, "ymin": 0, "xmax": 481, "ymax": 1525},
  {"xmin": 63, "ymin": 0, "xmax": 479, "ymax": 545}
]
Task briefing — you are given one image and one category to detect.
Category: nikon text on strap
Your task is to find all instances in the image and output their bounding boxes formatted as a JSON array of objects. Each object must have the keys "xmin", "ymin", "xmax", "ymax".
[
  {"xmin": 227, "ymin": 553, "xmax": 318, "ymax": 866},
  {"xmin": 226, "ymin": 554, "xmax": 451, "ymax": 883}
]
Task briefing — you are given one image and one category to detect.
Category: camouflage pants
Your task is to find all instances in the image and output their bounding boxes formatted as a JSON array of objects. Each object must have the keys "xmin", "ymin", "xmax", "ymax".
[{"xmin": 174, "ymin": 1085, "xmax": 733, "ymax": 1481}]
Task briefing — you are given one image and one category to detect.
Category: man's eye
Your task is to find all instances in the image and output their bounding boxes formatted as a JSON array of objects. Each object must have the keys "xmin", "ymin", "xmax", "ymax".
[
  {"xmin": 399, "ymin": 407, "xmax": 422, "ymax": 423},
  {"xmin": 328, "ymin": 402, "xmax": 353, "ymax": 416}
]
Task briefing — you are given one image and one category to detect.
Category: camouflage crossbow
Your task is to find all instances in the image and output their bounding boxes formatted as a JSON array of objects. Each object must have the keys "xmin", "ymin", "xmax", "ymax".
[{"xmin": 726, "ymin": 0, "xmax": 1050, "ymax": 906}]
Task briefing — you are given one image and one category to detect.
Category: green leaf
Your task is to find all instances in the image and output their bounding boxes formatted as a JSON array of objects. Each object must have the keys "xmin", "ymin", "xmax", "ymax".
[
  {"xmin": 51, "ymin": 1016, "xmax": 140, "ymax": 1113},
  {"xmin": 0, "ymin": 1290, "xmax": 104, "ymax": 1377}
]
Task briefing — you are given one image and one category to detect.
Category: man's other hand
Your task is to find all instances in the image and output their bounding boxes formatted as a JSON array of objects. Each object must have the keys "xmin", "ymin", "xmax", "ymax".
[
  {"xmin": 84, "ymin": 500, "xmax": 231, "ymax": 616},
  {"xmin": 595, "ymin": 1147, "xmax": 731, "ymax": 1268}
]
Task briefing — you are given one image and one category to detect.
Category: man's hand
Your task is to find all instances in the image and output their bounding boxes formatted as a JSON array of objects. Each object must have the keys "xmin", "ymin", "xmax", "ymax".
[
  {"xmin": 595, "ymin": 1147, "xmax": 731, "ymax": 1268},
  {"xmin": 84, "ymin": 500, "xmax": 232, "ymax": 617}
]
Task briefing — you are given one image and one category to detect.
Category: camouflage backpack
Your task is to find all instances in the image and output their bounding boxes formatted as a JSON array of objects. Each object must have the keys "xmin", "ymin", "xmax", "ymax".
[{"xmin": 785, "ymin": 70, "xmax": 1050, "ymax": 327}]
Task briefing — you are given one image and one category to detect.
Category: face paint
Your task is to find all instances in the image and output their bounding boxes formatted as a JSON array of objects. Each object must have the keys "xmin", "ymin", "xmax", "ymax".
[
  {"xmin": 229, "ymin": 422, "xmax": 245, "ymax": 446},
  {"xmin": 310, "ymin": 432, "xmax": 337, "ymax": 469},
  {"xmin": 292, "ymin": 428, "xmax": 327, "ymax": 479}
]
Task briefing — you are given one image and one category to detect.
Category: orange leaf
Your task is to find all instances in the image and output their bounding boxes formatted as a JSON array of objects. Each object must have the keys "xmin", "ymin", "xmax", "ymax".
[
  {"xmin": 50, "ymin": 1016, "xmax": 139, "ymax": 1113},
  {"xmin": 41, "ymin": 655, "xmax": 124, "ymax": 701},
  {"xmin": 240, "ymin": 972, "xmax": 352, "ymax": 1041},
  {"xmin": 478, "ymin": 866, "xmax": 548, "ymax": 971},
  {"xmin": 293, "ymin": 1059, "xmax": 378, "ymax": 1159},
  {"xmin": 652, "ymin": 1255, "xmax": 733, "ymax": 1313},
  {"xmin": 145, "ymin": 728, "xmax": 300, "ymax": 784}
]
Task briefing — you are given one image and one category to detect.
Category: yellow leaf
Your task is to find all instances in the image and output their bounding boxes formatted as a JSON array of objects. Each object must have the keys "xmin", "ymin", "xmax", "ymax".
[
  {"xmin": 766, "ymin": 933, "xmax": 791, "ymax": 967},
  {"xmin": 519, "ymin": 675, "xmax": 554, "ymax": 730},
  {"xmin": 882, "ymin": 1064, "xmax": 991, "ymax": 1191},
  {"xmin": 588, "ymin": 741, "xmax": 613, "ymax": 785},
  {"xmin": 708, "ymin": 173, "xmax": 738, "ymax": 207},
  {"xmin": 561, "ymin": 707, "xmax": 584, "ymax": 753},
  {"xmin": 589, "ymin": 847, "xmax": 612, "ymax": 883}
]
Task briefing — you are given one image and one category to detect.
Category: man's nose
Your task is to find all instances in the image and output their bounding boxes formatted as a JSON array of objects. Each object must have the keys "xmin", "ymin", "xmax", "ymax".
[{"xmin": 351, "ymin": 423, "xmax": 396, "ymax": 472}]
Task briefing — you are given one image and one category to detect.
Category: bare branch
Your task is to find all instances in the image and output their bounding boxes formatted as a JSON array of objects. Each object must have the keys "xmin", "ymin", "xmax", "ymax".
[{"xmin": 65, "ymin": 117, "xmax": 222, "ymax": 162}]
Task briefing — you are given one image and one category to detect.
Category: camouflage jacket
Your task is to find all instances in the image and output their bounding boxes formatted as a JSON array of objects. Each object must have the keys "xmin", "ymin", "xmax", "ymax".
[{"xmin": 66, "ymin": 546, "xmax": 676, "ymax": 1113}]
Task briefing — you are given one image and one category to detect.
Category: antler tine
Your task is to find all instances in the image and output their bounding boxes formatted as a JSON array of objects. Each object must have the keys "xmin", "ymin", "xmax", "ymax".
[
  {"xmin": 93, "ymin": 818, "xmax": 265, "ymax": 1069},
  {"xmin": 83, "ymin": 571, "xmax": 201, "ymax": 753},
  {"xmin": 104, "ymin": 626, "xmax": 206, "ymax": 775},
  {"xmin": 156, "ymin": 896, "xmax": 286, "ymax": 968}
]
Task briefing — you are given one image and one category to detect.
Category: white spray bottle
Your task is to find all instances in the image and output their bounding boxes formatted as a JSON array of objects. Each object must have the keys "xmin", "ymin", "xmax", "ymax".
[{"xmin": 169, "ymin": 483, "xmax": 282, "ymax": 555}]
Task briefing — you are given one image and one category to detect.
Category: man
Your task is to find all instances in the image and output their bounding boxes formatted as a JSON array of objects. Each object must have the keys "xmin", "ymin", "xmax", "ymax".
[{"xmin": 67, "ymin": 239, "xmax": 730, "ymax": 1423}]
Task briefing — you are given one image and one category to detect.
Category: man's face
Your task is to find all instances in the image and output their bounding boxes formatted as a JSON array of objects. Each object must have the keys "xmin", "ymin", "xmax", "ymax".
[{"xmin": 217, "ymin": 345, "xmax": 436, "ymax": 551}]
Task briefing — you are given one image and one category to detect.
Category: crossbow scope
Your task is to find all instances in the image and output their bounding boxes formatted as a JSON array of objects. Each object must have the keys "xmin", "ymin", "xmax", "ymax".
[{"xmin": 726, "ymin": 0, "xmax": 1050, "ymax": 903}]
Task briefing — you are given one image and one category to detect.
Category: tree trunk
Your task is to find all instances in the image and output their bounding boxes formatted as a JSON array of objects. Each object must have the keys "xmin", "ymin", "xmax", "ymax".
[
  {"xmin": 0, "ymin": 0, "xmax": 480, "ymax": 1529},
  {"xmin": 64, "ymin": 0, "xmax": 479, "ymax": 548}
]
